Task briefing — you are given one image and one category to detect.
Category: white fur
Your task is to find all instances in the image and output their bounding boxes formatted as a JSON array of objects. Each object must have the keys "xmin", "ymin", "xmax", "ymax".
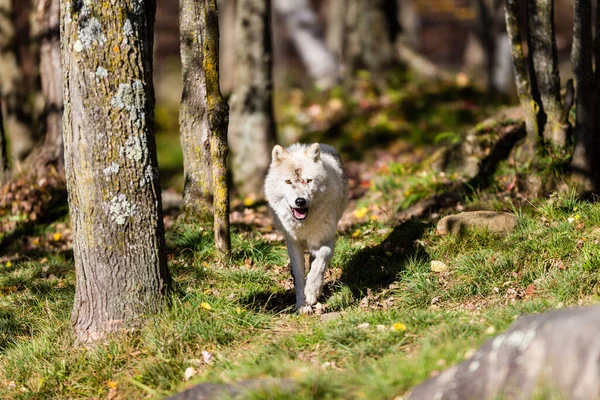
[{"xmin": 265, "ymin": 143, "xmax": 349, "ymax": 313}]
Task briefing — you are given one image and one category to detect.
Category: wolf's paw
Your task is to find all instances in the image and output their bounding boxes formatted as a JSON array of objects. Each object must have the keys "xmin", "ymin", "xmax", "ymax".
[
  {"xmin": 295, "ymin": 304, "xmax": 314, "ymax": 314},
  {"xmin": 304, "ymin": 292, "xmax": 318, "ymax": 306}
]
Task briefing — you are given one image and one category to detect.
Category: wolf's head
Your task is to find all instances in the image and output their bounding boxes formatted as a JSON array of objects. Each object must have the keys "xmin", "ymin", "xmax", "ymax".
[{"xmin": 265, "ymin": 143, "xmax": 328, "ymax": 222}]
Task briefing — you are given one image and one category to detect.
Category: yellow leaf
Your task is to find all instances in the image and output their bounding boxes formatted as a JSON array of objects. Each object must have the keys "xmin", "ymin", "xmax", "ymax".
[
  {"xmin": 352, "ymin": 229, "xmax": 362, "ymax": 238},
  {"xmin": 431, "ymin": 260, "xmax": 448, "ymax": 273},
  {"xmin": 369, "ymin": 215, "xmax": 379, "ymax": 221},
  {"xmin": 392, "ymin": 323, "xmax": 407, "ymax": 332},
  {"xmin": 107, "ymin": 381, "xmax": 117, "ymax": 389},
  {"xmin": 243, "ymin": 196, "xmax": 255, "ymax": 207},
  {"xmin": 6, "ymin": 261, "xmax": 12, "ymax": 268},
  {"xmin": 32, "ymin": 238, "xmax": 40, "ymax": 246},
  {"xmin": 353, "ymin": 207, "xmax": 368, "ymax": 219},
  {"xmin": 201, "ymin": 302, "xmax": 212, "ymax": 310},
  {"xmin": 53, "ymin": 232, "xmax": 62, "ymax": 241},
  {"xmin": 456, "ymin": 72, "xmax": 469, "ymax": 87}
]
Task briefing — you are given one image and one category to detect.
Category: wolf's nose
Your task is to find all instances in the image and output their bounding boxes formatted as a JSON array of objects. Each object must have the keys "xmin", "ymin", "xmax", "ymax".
[{"xmin": 295, "ymin": 198, "xmax": 307, "ymax": 207}]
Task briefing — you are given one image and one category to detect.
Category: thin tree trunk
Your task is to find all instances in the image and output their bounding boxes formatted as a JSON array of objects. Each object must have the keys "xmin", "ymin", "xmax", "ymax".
[
  {"xmin": 229, "ymin": 0, "xmax": 275, "ymax": 199},
  {"xmin": 527, "ymin": 0, "xmax": 567, "ymax": 146},
  {"xmin": 343, "ymin": 0, "xmax": 398, "ymax": 91},
  {"xmin": 61, "ymin": 0, "xmax": 171, "ymax": 343},
  {"xmin": 19, "ymin": 0, "xmax": 64, "ymax": 177},
  {"xmin": 0, "ymin": 0, "xmax": 36, "ymax": 164},
  {"xmin": 571, "ymin": 0, "xmax": 597, "ymax": 192},
  {"xmin": 179, "ymin": 0, "xmax": 213, "ymax": 220},
  {"xmin": 0, "ymin": 89, "xmax": 6, "ymax": 182},
  {"xmin": 273, "ymin": 0, "xmax": 339, "ymax": 89},
  {"xmin": 204, "ymin": 0, "xmax": 231, "ymax": 259},
  {"xmin": 505, "ymin": 0, "xmax": 538, "ymax": 155}
]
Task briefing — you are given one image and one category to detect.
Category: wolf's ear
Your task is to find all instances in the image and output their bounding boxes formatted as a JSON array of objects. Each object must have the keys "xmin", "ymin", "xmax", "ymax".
[
  {"xmin": 306, "ymin": 143, "xmax": 321, "ymax": 162},
  {"xmin": 272, "ymin": 145, "xmax": 288, "ymax": 164}
]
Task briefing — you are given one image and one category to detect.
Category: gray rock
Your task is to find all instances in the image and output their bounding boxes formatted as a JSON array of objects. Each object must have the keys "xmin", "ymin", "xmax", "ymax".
[
  {"xmin": 167, "ymin": 378, "xmax": 296, "ymax": 400},
  {"xmin": 320, "ymin": 312, "xmax": 342, "ymax": 322},
  {"xmin": 408, "ymin": 306, "xmax": 600, "ymax": 400},
  {"xmin": 437, "ymin": 211, "xmax": 518, "ymax": 235}
]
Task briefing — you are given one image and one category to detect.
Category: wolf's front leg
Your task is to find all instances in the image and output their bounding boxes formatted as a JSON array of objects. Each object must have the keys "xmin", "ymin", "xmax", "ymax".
[
  {"xmin": 305, "ymin": 240, "xmax": 334, "ymax": 305},
  {"xmin": 286, "ymin": 237, "xmax": 309, "ymax": 313}
]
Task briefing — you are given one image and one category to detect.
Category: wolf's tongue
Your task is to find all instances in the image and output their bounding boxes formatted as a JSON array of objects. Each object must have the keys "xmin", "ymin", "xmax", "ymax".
[{"xmin": 293, "ymin": 208, "xmax": 308, "ymax": 220}]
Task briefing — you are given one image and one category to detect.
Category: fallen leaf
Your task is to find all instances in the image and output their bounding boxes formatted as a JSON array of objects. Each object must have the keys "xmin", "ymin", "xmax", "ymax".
[
  {"xmin": 430, "ymin": 260, "xmax": 448, "ymax": 273},
  {"xmin": 184, "ymin": 367, "xmax": 197, "ymax": 381},
  {"xmin": 202, "ymin": 350, "xmax": 213, "ymax": 364},
  {"xmin": 356, "ymin": 322, "xmax": 370, "ymax": 329},
  {"xmin": 392, "ymin": 323, "xmax": 407, "ymax": 332},
  {"xmin": 200, "ymin": 302, "xmax": 212, "ymax": 310},
  {"xmin": 107, "ymin": 381, "xmax": 117, "ymax": 389},
  {"xmin": 353, "ymin": 207, "xmax": 369, "ymax": 219}
]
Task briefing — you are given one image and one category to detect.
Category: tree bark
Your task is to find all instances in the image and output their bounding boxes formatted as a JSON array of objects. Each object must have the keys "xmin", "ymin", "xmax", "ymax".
[
  {"xmin": 18, "ymin": 0, "xmax": 64, "ymax": 177},
  {"xmin": 505, "ymin": 0, "xmax": 538, "ymax": 156},
  {"xmin": 528, "ymin": 0, "xmax": 567, "ymax": 147},
  {"xmin": 61, "ymin": 0, "xmax": 171, "ymax": 343},
  {"xmin": 571, "ymin": 0, "xmax": 597, "ymax": 192},
  {"xmin": 0, "ymin": 0, "xmax": 37, "ymax": 165},
  {"xmin": 228, "ymin": 0, "xmax": 275, "ymax": 199},
  {"xmin": 273, "ymin": 0, "xmax": 339, "ymax": 89},
  {"xmin": 343, "ymin": 0, "xmax": 399, "ymax": 91},
  {"xmin": 0, "ymin": 90, "xmax": 6, "ymax": 182},
  {"xmin": 179, "ymin": 0, "xmax": 213, "ymax": 220},
  {"xmin": 204, "ymin": 0, "xmax": 231, "ymax": 259}
]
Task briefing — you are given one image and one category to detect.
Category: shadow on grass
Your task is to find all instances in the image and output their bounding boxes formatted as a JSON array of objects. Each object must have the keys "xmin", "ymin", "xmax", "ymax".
[{"xmin": 340, "ymin": 220, "xmax": 432, "ymax": 297}]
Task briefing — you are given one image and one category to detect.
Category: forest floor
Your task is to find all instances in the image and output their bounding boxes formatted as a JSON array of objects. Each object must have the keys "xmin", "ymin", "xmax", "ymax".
[{"xmin": 1, "ymin": 74, "xmax": 599, "ymax": 399}]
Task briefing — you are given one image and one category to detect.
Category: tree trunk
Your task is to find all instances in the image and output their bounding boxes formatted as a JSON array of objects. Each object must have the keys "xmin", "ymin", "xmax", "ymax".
[
  {"xmin": 343, "ymin": 0, "xmax": 399, "ymax": 91},
  {"xmin": 61, "ymin": 0, "xmax": 171, "ymax": 343},
  {"xmin": 18, "ymin": 0, "xmax": 64, "ymax": 177},
  {"xmin": 0, "ymin": 0, "xmax": 37, "ymax": 165},
  {"xmin": 273, "ymin": 0, "xmax": 339, "ymax": 89},
  {"xmin": 229, "ymin": 0, "xmax": 275, "ymax": 199},
  {"xmin": 179, "ymin": 0, "xmax": 213, "ymax": 220},
  {"xmin": 571, "ymin": 0, "xmax": 597, "ymax": 192},
  {"xmin": 204, "ymin": 0, "xmax": 231, "ymax": 259},
  {"xmin": 0, "ymin": 92, "xmax": 6, "ymax": 183},
  {"xmin": 528, "ymin": 0, "xmax": 567, "ymax": 147},
  {"xmin": 505, "ymin": 0, "xmax": 538, "ymax": 156}
]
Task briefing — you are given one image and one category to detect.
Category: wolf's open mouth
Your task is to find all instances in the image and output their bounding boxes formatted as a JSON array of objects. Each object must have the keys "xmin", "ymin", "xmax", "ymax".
[{"xmin": 291, "ymin": 207, "xmax": 309, "ymax": 220}]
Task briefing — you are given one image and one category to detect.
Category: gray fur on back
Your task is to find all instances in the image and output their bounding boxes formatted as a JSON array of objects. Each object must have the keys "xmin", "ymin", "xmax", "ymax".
[{"xmin": 317, "ymin": 143, "xmax": 344, "ymax": 168}]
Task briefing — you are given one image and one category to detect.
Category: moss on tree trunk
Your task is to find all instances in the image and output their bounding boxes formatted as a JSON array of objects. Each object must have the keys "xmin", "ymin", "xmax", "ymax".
[
  {"xmin": 61, "ymin": 0, "xmax": 171, "ymax": 343},
  {"xmin": 179, "ymin": 0, "xmax": 213, "ymax": 220},
  {"xmin": 204, "ymin": 0, "xmax": 230, "ymax": 259}
]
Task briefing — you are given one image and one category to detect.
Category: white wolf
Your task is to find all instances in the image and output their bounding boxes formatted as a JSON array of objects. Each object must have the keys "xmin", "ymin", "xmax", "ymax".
[{"xmin": 265, "ymin": 143, "xmax": 349, "ymax": 313}]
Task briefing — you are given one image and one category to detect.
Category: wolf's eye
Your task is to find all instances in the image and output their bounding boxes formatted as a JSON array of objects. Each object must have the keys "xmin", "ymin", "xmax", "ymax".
[
  {"xmin": 306, "ymin": 179, "xmax": 313, "ymax": 183},
  {"xmin": 285, "ymin": 180, "xmax": 292, "ymax": 185}
]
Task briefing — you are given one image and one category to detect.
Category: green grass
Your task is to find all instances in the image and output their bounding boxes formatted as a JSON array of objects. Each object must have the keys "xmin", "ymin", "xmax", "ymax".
[{"xmin": 2, "ymin": 190, "xmax": 600, "ymax": 399}]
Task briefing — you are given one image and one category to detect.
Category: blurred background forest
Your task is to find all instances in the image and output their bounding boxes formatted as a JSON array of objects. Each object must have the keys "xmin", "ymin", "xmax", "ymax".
[{"xmin": 0, "ymin": 0, "xmax": 577, "ymax": 195}]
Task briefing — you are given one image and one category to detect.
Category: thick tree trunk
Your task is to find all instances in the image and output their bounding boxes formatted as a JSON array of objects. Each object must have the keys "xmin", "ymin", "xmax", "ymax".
[
  {"xmin": 0, "ymin": 0, "xmax": 36, "ymax": 164},
  {"xmin": 571, "ymin": 0, "xmax": 597, "ymax": 192},
  {"xmin": 179, "ymin": 0, "xmax": 213, "ymax": 220},
  {"xmin": 204, "ymin": 0, "xmax": 231, "ymax": 259},
  {"xmin": 61, "ymin": 0, "xmax": 171, "ymax": 343},
  {"xmin": 528, "ymin": 0, "xmax": 567, "ymax": 146},
  {"xmin": 505, "ymin": 0, "xmax": 538, "ymax": 155},
  {"xmin": 273, "ymin": 0, "xmax": 339, "ymax": 89},
  {"xmin": 229, "ymin": 0, "xmax": 275, "ymax": 199}
]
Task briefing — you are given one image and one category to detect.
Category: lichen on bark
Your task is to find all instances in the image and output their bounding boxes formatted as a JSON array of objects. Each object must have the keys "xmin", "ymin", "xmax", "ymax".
[{"xmin": 61, "ymin": 0, "xmax": 170, "ymax": 343}]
